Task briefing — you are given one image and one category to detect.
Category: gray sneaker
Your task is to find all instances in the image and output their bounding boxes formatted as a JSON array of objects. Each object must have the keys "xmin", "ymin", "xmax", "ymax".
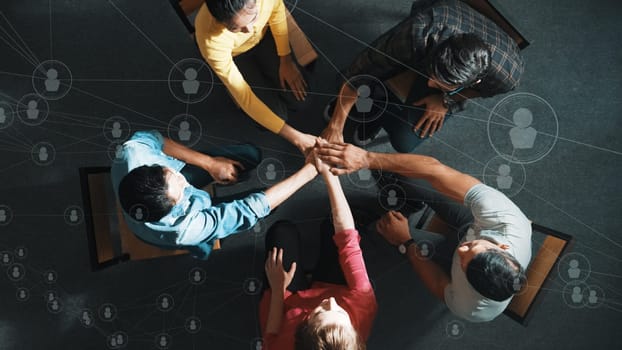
[{"xmin": 352, "ymin": 124, "xmax": 381, "ymax": 146}]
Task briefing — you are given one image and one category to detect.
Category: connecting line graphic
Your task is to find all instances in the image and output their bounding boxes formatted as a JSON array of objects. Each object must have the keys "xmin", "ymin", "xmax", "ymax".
[{"xmin": 0, "ymin": 11, "xmax": 41, "ymax": 66}]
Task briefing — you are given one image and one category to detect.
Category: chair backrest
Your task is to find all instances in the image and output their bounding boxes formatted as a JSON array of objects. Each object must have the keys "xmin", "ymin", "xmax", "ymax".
[
  {"xmin": 414, "ymin": 210, "xmax": 574, "ymax": 325},
  {"xmin": 504, "ymin": 223, "xmax": 573, "ymax": 325},
  {"xmin": 79, "ymin": 167, "xmax": 187, "ymax": 271}
]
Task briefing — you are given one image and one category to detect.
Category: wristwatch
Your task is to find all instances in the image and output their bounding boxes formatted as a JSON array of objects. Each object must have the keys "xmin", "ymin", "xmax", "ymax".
[
  {"xmin": 441, "ymin": 92, "xmax": 456, "ymax": 109},
  {"xmin": 398, "ymin": 238, "xmax": 416, "ymax": 255}
]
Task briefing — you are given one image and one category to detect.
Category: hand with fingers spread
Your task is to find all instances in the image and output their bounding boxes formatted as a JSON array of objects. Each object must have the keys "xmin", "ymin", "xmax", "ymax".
[
  {"xmin": 376, "ymin": 210, "xmax": 411, "ymax": 246},
  {"xmin": 412, "ymin": 94, "xmax": 448, "ymax": 138},
  {"xmin": 279, "ymin": 54, "xmax": 308, "ymax": 101},
  {"xmin": 203, "ymin": 156, "xmax": 245, "ymax": 184},
  {"xmin": 315, "ymin": 142, "xmax": 369, "ymax": 176},
  {"xmin": 265, "ymin": 247, "xmax": 297, "ymax": 292}
]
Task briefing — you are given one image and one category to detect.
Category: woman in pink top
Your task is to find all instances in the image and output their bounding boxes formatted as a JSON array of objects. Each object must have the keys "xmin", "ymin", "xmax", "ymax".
[{"xmin": 259, "ymin": 154, "xmax": 377, "ymax": 349}]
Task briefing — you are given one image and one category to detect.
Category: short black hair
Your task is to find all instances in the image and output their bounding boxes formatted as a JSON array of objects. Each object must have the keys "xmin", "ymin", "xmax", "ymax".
[
  {"xmin": 205, "ymin": 0, "xmax": 255, "ymax": 24},
  {"xmin": 118, "ymin": 165, "xmax": 174, "ymax": 222},
  {"xmin": 428, "ymin": 33, "xmax": 491, "ymax": 87},
  {"xmin": 466, "ymin": 249, "xmax": 526, "ymax": 301}
]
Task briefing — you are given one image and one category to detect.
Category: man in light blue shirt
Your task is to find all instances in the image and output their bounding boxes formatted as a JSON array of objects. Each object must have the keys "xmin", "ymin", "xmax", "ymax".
[
  {"xmin": 111, "ymin": 130, "xmax": 319, "ymax": 260},
  {"xmin": 315, "ymin": 142, "xmax": 532, "ymax": 322}
]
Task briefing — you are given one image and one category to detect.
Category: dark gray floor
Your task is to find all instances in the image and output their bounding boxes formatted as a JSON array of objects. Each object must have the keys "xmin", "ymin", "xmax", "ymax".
[{"xmin": 0, "ymin": 0, "xmax": 621, "ymax": 349}]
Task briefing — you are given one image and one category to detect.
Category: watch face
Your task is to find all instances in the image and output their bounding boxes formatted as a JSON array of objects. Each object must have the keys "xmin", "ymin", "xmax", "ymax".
[{"xmin": 398, "ymin": 244, "xmax": 406, "ymax": 254}]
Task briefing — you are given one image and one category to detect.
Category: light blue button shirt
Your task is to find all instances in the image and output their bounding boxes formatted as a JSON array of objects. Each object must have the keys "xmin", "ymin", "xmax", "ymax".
[
  {"xmin": 444, "ymin": 184, "xmax": 532, "ymax": 322},
  {"xmin": 111, "ymin": 131, "xmax": 271, "ymax": 259}
]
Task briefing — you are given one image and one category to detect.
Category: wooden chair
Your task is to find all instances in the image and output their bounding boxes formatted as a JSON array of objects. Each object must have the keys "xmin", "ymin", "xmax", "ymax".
[
  {"xmin": 79, "ymin": 167, "xmax": 219, "ymax": 271},
  {"xmin": 415, "ymin": 208, "xmax": 574, "ymax": 325},
  {"xmin": 169, "ymin": 0, "xmax": 318, "ymax": 67},
  {"xmin": 386, "ymin": 0, "xmax": 529, "ymax": 103}
]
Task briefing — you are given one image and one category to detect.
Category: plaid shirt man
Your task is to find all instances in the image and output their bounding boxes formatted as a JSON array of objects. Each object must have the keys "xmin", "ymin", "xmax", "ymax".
[{"xmin": 342, "ymin": 0, "xmax": 524, "ymax": 98}]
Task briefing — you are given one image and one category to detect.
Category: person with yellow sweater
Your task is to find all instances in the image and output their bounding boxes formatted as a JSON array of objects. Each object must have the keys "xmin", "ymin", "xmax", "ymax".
[{"xmin": 196, "ymin": 0, "xmax": 313, "ymax": 153}]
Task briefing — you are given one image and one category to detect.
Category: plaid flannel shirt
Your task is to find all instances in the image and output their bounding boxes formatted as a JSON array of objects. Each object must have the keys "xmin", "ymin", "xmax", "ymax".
[{"xmin": 343, "ymin": 0, "xmax": 524, "ymax": 98}]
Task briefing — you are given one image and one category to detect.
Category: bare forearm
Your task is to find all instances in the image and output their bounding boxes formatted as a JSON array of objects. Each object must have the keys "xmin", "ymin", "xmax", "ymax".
[
  {"xmin": 323, "ymin": 173, "xmax": 354, "ymax": 232},
  {"xmin": 265, "ymin": 163, "xmax": 317, "ymax": 209},
  {"xmin": 327, "ymin": 84, "xmax": 357, "ymax": 130},
  {"xmin": 367, "ymin": 152, "xmax": 480, "ymax": 202},
  {"xmin": 265, "ymin": 290, "xmax": 285, "ymax": 334},
  {"xmin": 405, "ymin": 245, "xmax": 450, "ymax": 302},
  {"xmin": 163, "ymin": 138, "xmax": 211, "ymax": 168}
]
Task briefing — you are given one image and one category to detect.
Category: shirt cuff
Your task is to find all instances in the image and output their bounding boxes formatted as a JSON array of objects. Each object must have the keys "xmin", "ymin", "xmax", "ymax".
[{"xmin": 246, "ymin": 192, "xmax": 272, "ymax": 218}]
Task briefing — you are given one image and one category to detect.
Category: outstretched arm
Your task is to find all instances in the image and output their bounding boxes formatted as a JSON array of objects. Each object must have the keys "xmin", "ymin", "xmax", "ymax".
[
  {"xmin": 320, "ymin": 83, "xmax": 357, "ymax": 143},
  {"xmin": 264, "ymin": 162, "xmax": 317, "ymax": 210},
  {"xmin": 316, "ymin": 142, "xmax": 480, "ymax": 203}
]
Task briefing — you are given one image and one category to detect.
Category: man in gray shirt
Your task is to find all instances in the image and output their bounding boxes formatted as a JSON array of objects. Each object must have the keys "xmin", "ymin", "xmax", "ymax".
[{"xmin": 315, "ymin": 141, "xmax": 532, "ymax": 322}]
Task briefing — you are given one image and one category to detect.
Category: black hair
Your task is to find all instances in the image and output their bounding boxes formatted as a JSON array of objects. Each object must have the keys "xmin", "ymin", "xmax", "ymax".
[
  {"xmin": 428, "ymin": 33, "xmax": 491, "ymax": 87},
  {"xmin": 466, "ymin": 249, "xmax": 526, "ymax": 301},
  {"xmin": 118, "ymin": 165, "xmax": 174, "ymax": 222},
  {"xmin": 204, "ymin": 0, "xmax": 255, "ymax": 24}
]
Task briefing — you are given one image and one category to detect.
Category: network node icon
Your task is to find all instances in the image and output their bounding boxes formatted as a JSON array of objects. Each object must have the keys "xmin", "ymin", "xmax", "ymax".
[
  {"xmin": 243, "ymin": 277, "xmax": 262, "ymax": 295},
  {"xmin": 341, "ymin": 75, "xmax": 388, "ymax": 124},
  {"xmin": 31, "ymin": 142, "xmax": 56, "ymax": 166},
  {"xmin": 154, "ymin": 333, "xmax": 172, "ymax": 350},
  {"xmin": 168, "ymin": 58, "xmax": 214, "ymax": 104},
  {"xmin": 167, "ymin": 114, "xmax": 202, "ymax": 147},
  {"xmin": 99, "ymin": 303, "xmax": 118, "ymax": 322},
  {"xmin": 445, "ymin": 320, "xmax": 465, "ymax": 339},
  {"xmin": 18, "ymin": 94, "xmax": 49, "ymax": 126},
  {"xmin": 156, "ymin": 293, "xmax": 175, "ymax": 312},
  {"xmin": 32, "ymin": 60, "xmax": 73, "ymax": 100}
]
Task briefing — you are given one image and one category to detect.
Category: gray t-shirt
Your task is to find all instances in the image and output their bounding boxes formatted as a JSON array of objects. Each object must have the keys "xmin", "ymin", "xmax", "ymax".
[{"xmin": 444, "ymin": 184, "xmax": 532, "ymax": 322}]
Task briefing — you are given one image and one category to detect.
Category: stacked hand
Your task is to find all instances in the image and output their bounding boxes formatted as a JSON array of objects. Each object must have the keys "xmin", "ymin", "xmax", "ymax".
[
  {"xmin": 314, "ymin": 141, "xmax": 369, "ymax": 175},
  {"xmin": 265, "ymin": 247, "xmax": 297, "ymax": 292}
]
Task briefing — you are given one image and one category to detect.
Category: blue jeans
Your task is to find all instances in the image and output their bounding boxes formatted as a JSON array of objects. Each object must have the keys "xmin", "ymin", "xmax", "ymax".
[{"xmin": 359, "ymin": 73, "xmax": 451, "ymax": 153}]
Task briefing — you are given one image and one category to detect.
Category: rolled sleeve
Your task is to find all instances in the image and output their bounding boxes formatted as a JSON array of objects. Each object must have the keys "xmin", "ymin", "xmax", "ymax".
[
  {"xmin": 128, "ymin": 130, "xmax": 164, "ymax": 150},
  {"xmin": 333, "ymin": 229, "xmax": 373, "ymax": 292},
  {"xmin": 178, "ymin": 192, "xmax": 271, "ymax": 245}
]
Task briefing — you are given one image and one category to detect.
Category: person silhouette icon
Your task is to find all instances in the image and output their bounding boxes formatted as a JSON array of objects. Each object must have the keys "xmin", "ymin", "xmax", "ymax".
[
  {"xmin": 358, "ymin": 168, "xmax": 372, "ymax": 181},
  {"xmin": 496, "ymin": 164, "xmax": 513, "ymax": 189},
  {"xmin": 116, "ymin": 334, "xmax": 124, "ymax": 345},
  {"xmin": 51, "ymin": 300, "xmax": 59, "ymax": 311},
  {"xmin": 387, "ymin": 189, "xmax": 398, "ymax": 206},
  {"xmin": 18, "ymin": 289, "xmax": 27, "ymax": 300},
  {"xmin": 588, "ymin": 290, "xmax": 598, "ymax": 304},
  {"xmin": 0, "ymin": 107, "xmax": 6, "ymax": 124},
  {"xmin": 355, "ymin": 85, "xmax": 373, "ymax": 113},
  {"xmin": 182, "ymin": 68, "xmax": 200, "ymax": 95},
  {"xmin": 451, "ymin": 324, "xmax": 460, "ymax": 336},
  {"xmin": 255, "ymin": 339, "xmax": 263, "ymax": 350},
  {"xmin": 159, "ymin": 335, "xmax": 168, "ymax": 347},
  {"xmin": 513, "ymin": 277, "xmax": 522, "ymax": 292},
  {"xmin": 104, "ymin": 306, "xmax": 112, "ymax": 319},
  {"xmin": 567, "ymin": 259, "xmax": 581, "ymax": 279},
  {"xmin": 38, "ymin": 146, "xmax": 49, "ymax": 161},
  {"xmin": 82, "ymin": 311, "xmax": 92, "ymax": 325},
  {"xmin": 509, "ymin": 107, "xmax": 537, "ymax": 149},
  {"xmin": 571, "ymin": 286, "xmax": 583, "ymax": 303},
  {"xmin": 26, "ymin": 100, "xmax": 39, "ymax": 119},
  {"xmin": 16, "ymin": 248, "xmax": 25, "ymax": 257},
  {"xmin": 47, "ymin": 271, "xmax": 55, "ymax": 282},
  {"xmin": 266, "ymin": 164, "xmax": 277, "ymax": 180},
  {"xmin": 134, "ymin": 208, "xmax": 144, "ymax": 221},
  {"xmin": 193, "ymin": 271, "xmax": 202, "ymax": 282},
  {"xmin": 110, "ymin": 337, "xmax": 118, "ymax": 347},
  {"xmin": 420, "ymin": 243, "xmax": 429, "ymax": 257},
  {"xmin": 45, "ymin": 68, "xmax": 60, "ymax": 92},
  {"xmin": 111, "ymin": 121, "xmax": 122, "ymax": 139},
  {"xmin": 189, "ymin": 319, "xmax": 197, "ymax": 331},
  {"xmin": 248, "ymin": 280, "xmax": 257, "ymax": 293},
  {"xmin": 2, "ymin": 253, "xmax": 9, "ymax": 263},
  {"xmin": 47, "ymin": 291, "xmax": 56, "ymax": 302},
  {"xmin": 161, "ymin": 297, "xmax": 170, "ymax": 309},
  {"xmin": 465, "ymin": 227, "xmax": 476, "ymax": 241},
  {"xmin": 69, "ymin": 209, "xmax": 79, "ymax": 222},
  {"xmin": 0, "ymin": 209, "xmax": 6, "ymax": 222},
  {"xmin": 178, "ymin": 121, "xmax": 191, "ymax": 141},
  {"xmin": 12, "ymin": 266, "xmax": 21, "ymax": 278}
]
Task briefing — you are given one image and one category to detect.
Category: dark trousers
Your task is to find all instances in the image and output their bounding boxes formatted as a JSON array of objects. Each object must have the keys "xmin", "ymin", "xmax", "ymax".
[
  {"xmin": 180, "ymin": 143, "xmax": 262, "ymax": 188},
  {"xmin": 359, "ymin": 73, "xmax": 452, "ymax": 153},
  {"xmin": 233, "ymin": 29, "xmax": 306, "ymax": 122},
  {"xmin": 264, "ymin": 220, "xmax": 346, "ymax": 293}
]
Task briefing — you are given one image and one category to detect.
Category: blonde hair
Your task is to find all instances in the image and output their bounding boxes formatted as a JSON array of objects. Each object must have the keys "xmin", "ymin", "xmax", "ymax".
[{"xmin": 294, "ymin": 318, "xmax": 365, "ymax": 350}]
